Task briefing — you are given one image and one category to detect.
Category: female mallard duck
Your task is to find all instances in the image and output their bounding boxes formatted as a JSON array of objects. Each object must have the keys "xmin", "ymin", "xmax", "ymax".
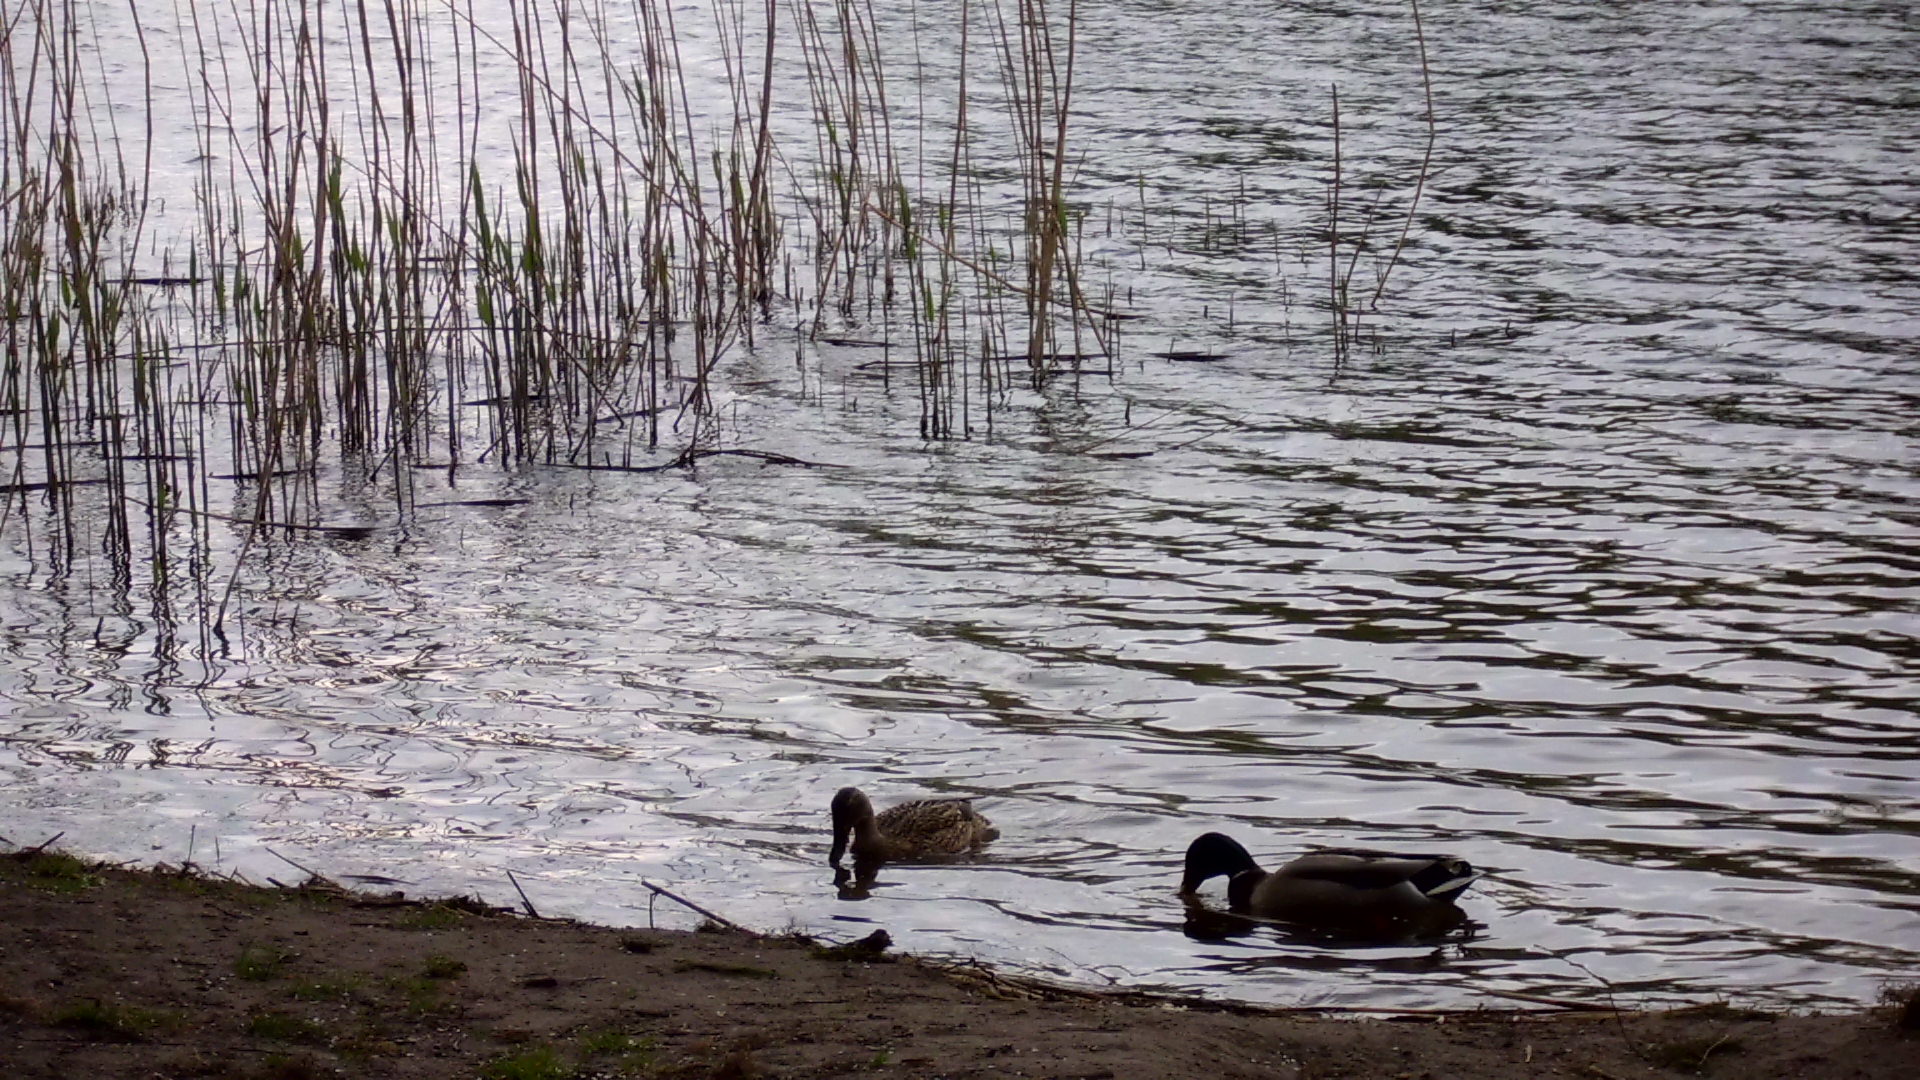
[
  {"xmin": 829, "ymin": 787, "xmax": 997, "ymax": 874},
  {"xmin": 1179, "ymin": 832, "xmax": 1478, "ymax": 937}
]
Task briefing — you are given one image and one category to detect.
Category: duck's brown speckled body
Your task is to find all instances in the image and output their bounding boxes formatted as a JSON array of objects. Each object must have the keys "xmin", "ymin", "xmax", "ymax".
[{"xmin": 829, "ymin": 787, "xmax": 997, "ymax": 873}]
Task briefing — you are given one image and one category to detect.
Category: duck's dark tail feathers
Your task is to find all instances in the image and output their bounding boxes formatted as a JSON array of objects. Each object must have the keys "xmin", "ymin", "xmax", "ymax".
[{"xmin": 1409, "ymin": 858, "xmax": 1478, "ymax": 902}]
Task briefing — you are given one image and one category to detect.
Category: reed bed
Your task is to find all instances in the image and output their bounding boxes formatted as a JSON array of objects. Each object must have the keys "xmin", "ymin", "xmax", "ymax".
[{"xmin": 1, "ymin": 0, "xmax": 1433, "ymax": 651}]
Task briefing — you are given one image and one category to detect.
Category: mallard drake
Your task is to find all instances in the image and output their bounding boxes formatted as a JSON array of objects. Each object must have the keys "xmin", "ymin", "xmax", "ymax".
[
  {"xmin": 829, "ymin": 786, "xmax": 997, "ymax": 874},
  {"xmin": 1179, "ymin": 831, "xmax": 1478, "ymax": 937}
]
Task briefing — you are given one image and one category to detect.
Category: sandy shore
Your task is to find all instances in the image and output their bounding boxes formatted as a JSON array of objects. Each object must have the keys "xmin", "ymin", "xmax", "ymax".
[{"xmin": 1, "ymin": 848, "xmax": 1909, "ymax": 1079}]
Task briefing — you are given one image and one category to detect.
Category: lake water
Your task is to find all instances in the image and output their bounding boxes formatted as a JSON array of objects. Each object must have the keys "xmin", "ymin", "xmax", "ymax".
[{"xmin": 2, "ymin": 0, "xmax": 1916, "ymax": 1010}]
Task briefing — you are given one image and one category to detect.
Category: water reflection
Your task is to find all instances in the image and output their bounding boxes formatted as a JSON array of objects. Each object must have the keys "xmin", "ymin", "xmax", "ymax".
[{"xmin": 831, "ymin": 866, "xmax": 873, "ymax": 901}]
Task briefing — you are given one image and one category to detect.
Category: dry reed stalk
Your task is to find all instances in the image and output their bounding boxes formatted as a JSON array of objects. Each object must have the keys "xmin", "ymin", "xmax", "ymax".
[
  {"xmin": 1328, "ymin": 83, "xmax": 1346, "ymax": 368},
  {"xmin": 1371, "ymin": 0, "xmax": 1437, "ymax": 309}
]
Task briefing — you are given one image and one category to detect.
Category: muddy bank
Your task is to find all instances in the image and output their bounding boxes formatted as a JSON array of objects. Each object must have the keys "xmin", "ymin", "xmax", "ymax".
[{"xmin": 0, "ymin": 850, "xmax": 1909, "ymax": 1079}]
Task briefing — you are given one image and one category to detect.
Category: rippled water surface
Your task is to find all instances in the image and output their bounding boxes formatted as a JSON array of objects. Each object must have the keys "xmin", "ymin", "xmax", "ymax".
[{"xmin": 4, "ymin": 1, "xmax": 1917, "ymax": 1009}]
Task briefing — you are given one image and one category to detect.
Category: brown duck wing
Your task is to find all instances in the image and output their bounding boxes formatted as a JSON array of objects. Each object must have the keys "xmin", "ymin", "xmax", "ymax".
[
  {"xmin": 1279, "ymin": 853, "xmax": 1474, "ymax": 898},
  {"xmin": 874, "ymin": 798, "xmax": 996, "ymax": 857},
  {"xmin": 1281, "ymin": 862, "xmax": 1416, "ymax": 891}
]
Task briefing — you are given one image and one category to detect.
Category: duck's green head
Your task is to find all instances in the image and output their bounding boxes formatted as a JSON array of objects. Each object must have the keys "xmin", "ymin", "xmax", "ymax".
[{"xmin": 1179, "ymin": 832, "xmax": 1261, "ymax": 894}]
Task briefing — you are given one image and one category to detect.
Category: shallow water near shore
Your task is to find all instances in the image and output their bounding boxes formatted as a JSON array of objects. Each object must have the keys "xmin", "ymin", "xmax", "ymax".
[{"xmin": 3, "ymin": 1, "xmax": 1918, "ymax": 1011}]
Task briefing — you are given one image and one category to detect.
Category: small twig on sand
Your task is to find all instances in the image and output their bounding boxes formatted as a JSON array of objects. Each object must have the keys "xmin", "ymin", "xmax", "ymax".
[
  {"xmin": 1557, "ymin": 954, "xmax": 1640, "ymax": 1056},
  {"xmin": 505, "ymin": 868, "xmax": 540, "ymax": 918},
  {"xmin": 641, "ymin": 880, "xmax": 752, "ymax": 934},
  {"xmin": 1695, "ymin": 1032, "xmax": 1736, "ymax": 1069},
  {"xmin": 24, "ymin": 832, "xmax": 67, "ymax": 855}
]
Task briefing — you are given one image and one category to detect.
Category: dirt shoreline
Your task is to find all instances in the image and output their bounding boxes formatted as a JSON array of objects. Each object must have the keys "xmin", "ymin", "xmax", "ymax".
[{"xmin": 1, "ymin": 849, "xmax": 1909, "ymax": 1079}]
